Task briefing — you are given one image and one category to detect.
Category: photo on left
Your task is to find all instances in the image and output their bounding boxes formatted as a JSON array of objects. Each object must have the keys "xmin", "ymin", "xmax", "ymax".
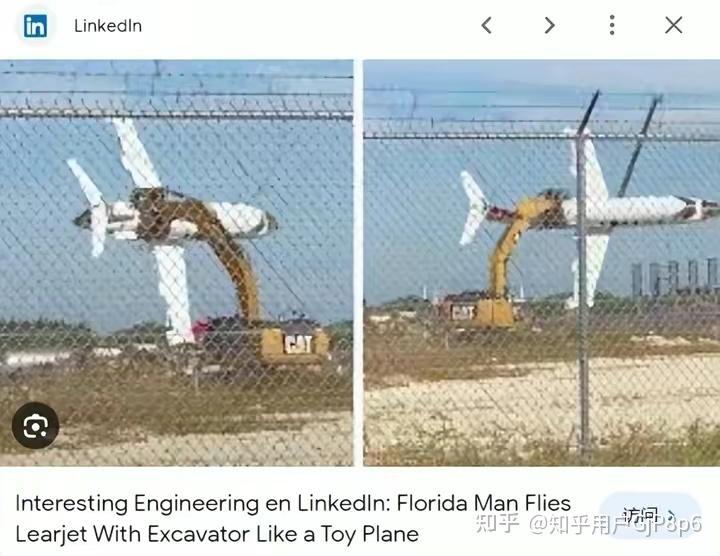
[{"xmin": 0, "ymin": 60, "xmax": 353, "ymax": 466}]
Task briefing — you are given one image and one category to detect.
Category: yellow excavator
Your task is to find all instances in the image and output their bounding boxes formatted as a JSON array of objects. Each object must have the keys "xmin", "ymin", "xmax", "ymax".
[
  {"xmin": 136, "ymin": 188, "xmax": 330, "ymax": 367},
  {"xmin": 447, "ymin": 172, "xmax": 562, "ymax": 329},
  {"xmin": 471, "ymin": 196, "xmax": 558, "ymax": 327}
]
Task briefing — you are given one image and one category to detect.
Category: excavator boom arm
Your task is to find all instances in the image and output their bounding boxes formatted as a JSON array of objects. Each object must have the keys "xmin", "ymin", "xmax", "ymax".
[
  {"xmin": 488, "ymin": 197, "xmax": 557, "ymax": 298},
  {"xmin": 140, "ymin": 195, "xmax": 261, "ymax": 322},
  {"xmin": 489, "ymin": 217, "xmax": 531, "ymax": 297}
]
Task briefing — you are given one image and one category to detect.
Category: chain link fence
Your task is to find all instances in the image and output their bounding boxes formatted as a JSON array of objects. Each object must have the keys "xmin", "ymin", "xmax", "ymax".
[
  {"xmin": 364, "ymin": 92, "xmax": 720, "ymax": 465},
  {"xmin": 7, "ymin": 66, "xmax": 720, "ymax": 468},
  {"xmin": 0, "ymin": 64, "xmax": 353, "ymax": 465}
]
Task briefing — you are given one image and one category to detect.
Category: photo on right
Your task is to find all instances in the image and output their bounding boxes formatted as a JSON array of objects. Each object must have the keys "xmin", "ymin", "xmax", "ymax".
[{"xmin": 364, "ymin": 60, "xmax": 720, "ymax": 466}]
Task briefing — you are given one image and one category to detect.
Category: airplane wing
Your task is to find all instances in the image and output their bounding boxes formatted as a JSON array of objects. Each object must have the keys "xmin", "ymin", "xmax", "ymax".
[
  {"xmin": 566, "ymin": 129, "xmax": 610, "ymax": 309},
  {"xmin": 566, "ymin": 231, "xmax": 610, "ymax": 309},
  {"xmin": 112, "ymin": 118, "xmax": 163, "ymax": 189},
  {"xmin": 67, "ymin": 159, "xmax": 108, "ymax": 258},
  {"xmin": 569, "ymin": 130, "xmax": 609, "ymax": 204},
  {"xmin": 153, "ymin": 244, "xmax": 195, "ymax": 346}
]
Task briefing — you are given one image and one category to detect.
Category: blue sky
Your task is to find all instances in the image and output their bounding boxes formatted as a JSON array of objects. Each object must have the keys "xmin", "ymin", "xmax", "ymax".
[
  {"xmin": 364, "ymin": 61, "xmax": 720, "ymax": 305},
  {"xmin": 365, "ymin": 61, "xmax": 720, "ymax": 125},
  {"xmin": 365, "ymin": 61, "xmax": 720, "ymax": 95},
  {"xmin": 0, "ymin": 60, "xmax": 352, "ymax": 332}
]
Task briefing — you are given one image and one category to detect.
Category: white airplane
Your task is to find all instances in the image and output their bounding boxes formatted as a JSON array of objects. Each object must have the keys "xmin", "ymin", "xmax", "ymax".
[
  {"xmin": 460, "ymin": 130, "xmax": 720, "ymax": 309},
  {"xmin": 69, "ymin": 118, "xmax": 277, "ymax": 346}
]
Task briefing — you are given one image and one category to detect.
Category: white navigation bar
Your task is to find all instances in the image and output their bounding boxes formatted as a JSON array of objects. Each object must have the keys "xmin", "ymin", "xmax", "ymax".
[{"xmin": 1, "ymin": 0, "xmax": 718, "ymax": 59}]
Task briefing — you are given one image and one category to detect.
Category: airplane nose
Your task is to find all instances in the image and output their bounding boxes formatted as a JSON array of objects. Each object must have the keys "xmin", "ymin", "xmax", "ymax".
[
  {"xmin": 73, "ymin": 208, "xmax": 91, "ymax": 229},
  {"xmin": 702, "ymin": 200, "xmax": 720, "ymax": 219}
]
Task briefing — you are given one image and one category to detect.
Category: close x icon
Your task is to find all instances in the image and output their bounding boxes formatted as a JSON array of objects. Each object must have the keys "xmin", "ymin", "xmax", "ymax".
[{"xmin": 665, "ymin": 15, "xmax": 682, "ymax": 34}]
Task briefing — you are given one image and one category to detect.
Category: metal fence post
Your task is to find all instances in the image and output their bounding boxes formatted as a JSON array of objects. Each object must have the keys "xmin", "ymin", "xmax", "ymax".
[
  {"xmin": 574, "ymin": 91, "xmax": 599, "ymax": 460},
  {"xmin": 576, "ymin": 131, "xmax": 591, "ymax": 459}
]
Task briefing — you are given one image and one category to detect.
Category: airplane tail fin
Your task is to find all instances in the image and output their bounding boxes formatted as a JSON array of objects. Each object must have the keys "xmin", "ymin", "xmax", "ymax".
[
  {"xmin": 67, "ymin": 159, "xmax": 108, "ymax": 258},
  {"xmin": 459, "ymin": 170, "xmax": 489, "ymax": 246}
]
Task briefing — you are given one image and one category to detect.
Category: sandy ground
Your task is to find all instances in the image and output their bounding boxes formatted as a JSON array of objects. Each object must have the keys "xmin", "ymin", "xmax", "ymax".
[
  {"xmin": 365, "ymin": 353, "xmax": 720, "ymax": 454},
  {"xmin": 0, "ymin": 411, "xmax": 351, "ymax": 466}
]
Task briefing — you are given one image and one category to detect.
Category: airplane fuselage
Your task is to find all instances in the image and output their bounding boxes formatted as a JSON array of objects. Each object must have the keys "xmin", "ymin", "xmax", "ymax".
[
  {"xmin": 558, "ymin": 195, "xmax": 719, "ymax": 229},
  {"xmin": 486, "ymin": 194, "xmax": 720, "ymax": 231},
  {"xmin": 74, "ymin": 198, "xmax": 278, "ymax": 243}
]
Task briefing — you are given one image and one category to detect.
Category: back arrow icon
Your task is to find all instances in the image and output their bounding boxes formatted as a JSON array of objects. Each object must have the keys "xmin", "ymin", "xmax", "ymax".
[
  {"xmin": 482, "ymin": 16, "xmax": 492, "ymax": 34},
  {"xmin": 545, "ymin": 16, "xmax": 555, "ymax": 33}
]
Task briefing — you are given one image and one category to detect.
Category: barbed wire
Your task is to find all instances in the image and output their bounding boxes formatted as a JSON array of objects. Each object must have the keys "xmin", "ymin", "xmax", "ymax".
[
  {"xmin": 1, "ymin": 69, "xmax": 353, "ymax": 80},
  {"xmin": 0, "ymin": 90, "xmax": 352, "ymax": 97},
  {"xmin": 364, "ymin": 90, "xmax": 720, "ymax": 132},
  {"xmin": 0, "ymin": 96, "xmax": 353, "ymax": 121},
  {"xmin": 0, "ymin": 66, "xmax": 354, "ymax": 105},
  {"xmin": 364, "ymin": 130, "xmax": 720, "ymax": 141},
  {"xmin": 365, "ymin": 86, "xmax": 720, "ymax": 101}
]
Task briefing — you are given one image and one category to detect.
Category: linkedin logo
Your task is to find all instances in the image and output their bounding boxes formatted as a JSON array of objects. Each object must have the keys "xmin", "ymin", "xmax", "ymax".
[{"xmin": 24, "ymin": 14, "xmax": 48, "ymax": 38}]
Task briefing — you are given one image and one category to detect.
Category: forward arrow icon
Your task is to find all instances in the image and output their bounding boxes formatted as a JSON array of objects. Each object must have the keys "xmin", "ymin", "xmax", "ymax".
[{"xmin": 545, "ymin": 16, "xmax": 555, "ymax": 34}]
